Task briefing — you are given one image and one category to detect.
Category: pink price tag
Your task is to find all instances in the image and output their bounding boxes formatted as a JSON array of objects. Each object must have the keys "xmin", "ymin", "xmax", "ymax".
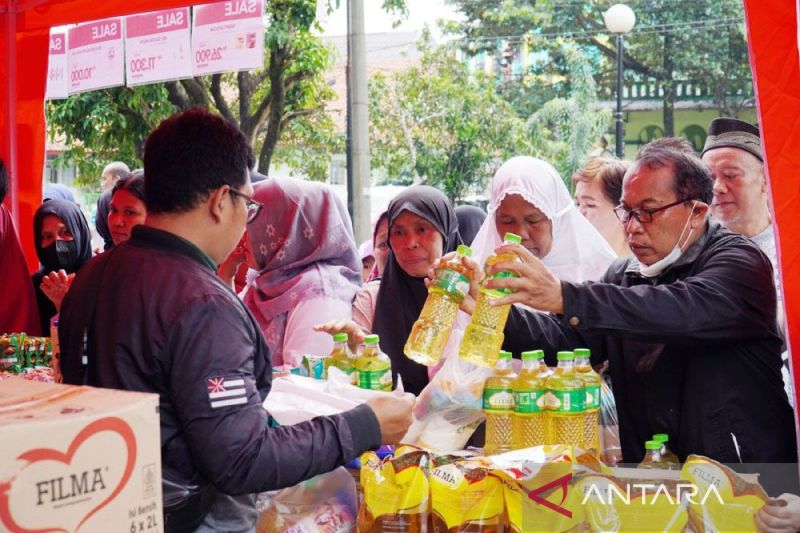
[
  {"xmin": 49, "ymin": 34, "xmax": 66, "ymax": 55},
  {"xmin": 126, "ymin": 8, "xmax": 189, "ymax": 38},
  {"xmin": 194, "ymin": 0, "xmax": 264, "ymax": 26},
  {"xmin": 69, "ymin": 19, "xmax": 122, "ymax": 48}
]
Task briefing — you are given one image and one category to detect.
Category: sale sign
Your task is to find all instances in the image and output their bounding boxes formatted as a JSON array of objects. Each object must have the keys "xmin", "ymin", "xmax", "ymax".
[
  {"xmin": 192, "ymin": 0, "xmax": 265, "ymax": 76},
  {"xmin": 125, "ymin": 8, "xmax": 192, "ymax": 87},
  {"xmin": 45, "ymin": 32, "xmax": 68, "ymax": 100},
  {"xmin": 67, "ymin": 18, "xmax": 125, "ymax": 94}
]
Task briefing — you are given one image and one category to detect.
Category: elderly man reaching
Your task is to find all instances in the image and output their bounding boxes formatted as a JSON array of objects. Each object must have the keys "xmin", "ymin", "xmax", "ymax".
[{"xmin": 470, "ymin": 141, "xmax": 795, "ymax": 467}]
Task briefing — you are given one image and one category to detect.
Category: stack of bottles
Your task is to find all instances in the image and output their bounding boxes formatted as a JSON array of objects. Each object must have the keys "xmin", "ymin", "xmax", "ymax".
[
  {"xmin": 638, "ymin": 434, "xmax": 681, "ymax": 470},
  {"xmin": 299, "ymin": 332, "xmax": 394, "ymax": 392},
  {"xmin": 482, "ymin": 348, "xmax": 603, "ymax": 454}
]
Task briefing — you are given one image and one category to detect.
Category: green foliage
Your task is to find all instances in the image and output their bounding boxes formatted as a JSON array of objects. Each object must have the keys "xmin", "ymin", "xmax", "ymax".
[
  {"xmin": 46, "ymin": 85, "xmax": 175, "ymax": 187},
  {"xmin": 273, "ymin": 113, "xmax": 345, "ymax": 181},
  {"xmin": 526, "ymin": 42, "xmax": 611, "ymax": 189},
  {"xmin": 369, "ymin": 37, "xmax": 528, "ymax": 202},
  {"xmin": 446, "ymin": 0, "xmax": 752, "ymax": 137},
  {"xmin": 45, "ymin": 0, "xmax": 359, "ymax": 190}
]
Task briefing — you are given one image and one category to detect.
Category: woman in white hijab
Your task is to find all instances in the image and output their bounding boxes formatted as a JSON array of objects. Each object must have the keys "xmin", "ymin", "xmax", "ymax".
[{"xmin": 471, "ymin": 156, "xmax": 617, "ymax": 283}]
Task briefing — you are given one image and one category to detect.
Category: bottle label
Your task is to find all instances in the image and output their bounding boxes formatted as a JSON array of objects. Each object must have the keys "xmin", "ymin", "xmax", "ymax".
[
  {"xmin": 514, "ymin": 390, "xmax": 543, "ymax": 414},
  {"xmin": 358, "ymin": 369, "xmax": 392, "ymax": 391},
  {"xmin": 483, "ymin": 388, "xmax": 514, "ymax": 412},
  {"xmin": 482, "ymin": 270, "xmax": 520, "ymax": 297},
  {"xmin": 548, "ymin": 389, "xmax": 584, "ymax": 413},
  {"xmin": 585, "ymin": 384, "xmax": 601, "ymax": 410},
  {"xmin": 433, "ymin": 268, "xmax": 470, "ymax": 300}
]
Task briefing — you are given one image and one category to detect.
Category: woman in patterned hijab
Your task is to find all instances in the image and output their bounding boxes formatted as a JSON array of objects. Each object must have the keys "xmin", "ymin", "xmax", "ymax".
[{"xmin": 242, "ymin": 177, "xmax": 361, "ymax": 367}]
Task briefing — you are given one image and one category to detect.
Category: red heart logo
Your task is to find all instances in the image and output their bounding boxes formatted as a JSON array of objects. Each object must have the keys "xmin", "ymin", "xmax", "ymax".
[{"xmin": 0, "ymin": 416, "xmax": 137, "ymax": 532}]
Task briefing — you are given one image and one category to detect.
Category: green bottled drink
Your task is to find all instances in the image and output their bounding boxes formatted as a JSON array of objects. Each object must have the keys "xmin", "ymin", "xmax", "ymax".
[
  {"xmin": 653, "ymin": 433, "xmax": 681, "ymax": 470},
  {"xmin": 574, "ymin": 348, "xmax": 602, "ymax": 453},
  {"xmin": 356, "ymin": 335, "xmax": 392, "ymax": 391},
  {"xmin": 512, "ymin": 350, "xmax": 551, "ymax": 449},
  {"xmin": 325, "ymin": 332, "xmax": 355, "ymax": 384},
  {"xmin": 483, "ymin": 350, "xmax": 517, "ymax": 455},
  {"xmin": 405, "ymin": 245, "xmax": 473, "ymax": 367},
  {"xmin": 459, "ymin": 233, "xmax": 522, "ymax": 368},
  {"xmin": 544, "ymin": 351, "xmax": 585, "ymax": 448},
  {"xmin": 638, "ymin": 440, "xmax": 669, "ymax": 469}
]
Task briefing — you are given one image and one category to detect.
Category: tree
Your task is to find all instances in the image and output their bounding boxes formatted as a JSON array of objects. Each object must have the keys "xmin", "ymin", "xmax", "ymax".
[
  {"xmin": 526, "ymin": 42, "xmax": 611, "ymax": 186},
  {"xmin": 47, "ymin": 0, "xmax": 341, "ymax": 187},
  {"xmin": 369, "ymin": 36, "xmax": 528, "ymax": 202},
  {"xmin": 444, "ymin": 0, "xmax": 752, "ymax": 137}
]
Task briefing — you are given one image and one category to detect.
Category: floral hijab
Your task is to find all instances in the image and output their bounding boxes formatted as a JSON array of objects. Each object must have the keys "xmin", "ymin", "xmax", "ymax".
[{"xmin": 242, "ymin": 177, "xmax": 361, "ymax": 365}]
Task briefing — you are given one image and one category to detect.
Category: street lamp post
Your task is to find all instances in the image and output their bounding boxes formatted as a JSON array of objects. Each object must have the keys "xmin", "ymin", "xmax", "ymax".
[{"xmin": 603, "ymin": 4, "xmax": 636, "ymax": 159}]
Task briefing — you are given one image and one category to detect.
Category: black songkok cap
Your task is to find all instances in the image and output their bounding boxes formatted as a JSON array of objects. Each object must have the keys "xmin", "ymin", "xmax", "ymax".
[{"xmin": 702, "ymin": 117, "xmax": 762, "ymax": 162}]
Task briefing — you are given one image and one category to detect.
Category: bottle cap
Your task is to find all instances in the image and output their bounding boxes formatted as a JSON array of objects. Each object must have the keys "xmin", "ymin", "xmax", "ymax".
[
  {"xmin": 645, "ymin": 440, "xmax": 662, "ymax": 451},
  {"xmin": 574, "ymin": 348, "xmax": 591, "ymax": 358},
  {"xmin": 556, "ymin": 351, "xmax": 574, "ymax": 361},
  {"xmin": 364, "ymin": 334, "xmax": 380, "ymax": 345},
  {"xmin": 457, "ymin": 244, "xmax": 473, "ymax": 257},
  {"xmin": 503, "ymin": 232, "xmax": 522, "ymax": 244},
  {"xmin": 653, "ymin": 433, "xmax": 669, "ymax": 444},
  {"xmin": 498, "ymin": 350, "xmax": 512, "ymax": 360},
  {"xmin": 332, "ymin": 332, "xmax": 348, "ymax": 343},
  {"xmin": 521, "ymin": 350, "xmax": 545, "ymax": 360}
]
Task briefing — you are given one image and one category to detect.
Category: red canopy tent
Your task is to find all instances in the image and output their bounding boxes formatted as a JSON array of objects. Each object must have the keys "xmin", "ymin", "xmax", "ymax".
[
  {"xmin": 743, "ymin": 0, "xmax": 800, "ymax": 440},
  {"xmin": 3, "ymin": 0, "xmax": 800, "ymax": 442},
  {"xmin": 0, "ymin": 0, "xmax": 195, "ymax": 273}
]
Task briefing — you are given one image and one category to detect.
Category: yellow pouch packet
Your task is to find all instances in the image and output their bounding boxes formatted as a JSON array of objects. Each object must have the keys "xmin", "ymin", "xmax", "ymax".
[{"xmin": 681, "ymin": 454, "xmax": 768, "ymax": 533}]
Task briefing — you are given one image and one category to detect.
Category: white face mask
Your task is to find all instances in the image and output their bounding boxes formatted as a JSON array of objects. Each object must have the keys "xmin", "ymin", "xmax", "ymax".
[{"xmin": 639, "ymin": 201, "xmax": 698, "ymax": 278}]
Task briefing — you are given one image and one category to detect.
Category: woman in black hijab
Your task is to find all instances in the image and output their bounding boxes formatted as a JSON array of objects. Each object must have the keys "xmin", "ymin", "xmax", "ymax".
[
  {"xmin": 455, "ymin": 204, "xmax": 487, "ymax": 246},
  {"xmin": 372, "ymin": 186, "xmax": 462, "ymax": 395},
  {"xmin": 32, "ymin": 199, "xmax": 93, "ymax": 334}
]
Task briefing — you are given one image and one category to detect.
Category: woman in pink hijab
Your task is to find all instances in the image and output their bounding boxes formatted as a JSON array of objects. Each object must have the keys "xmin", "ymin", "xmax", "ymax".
[{"xmin": 241, "ymin": 177, "xmax": 361, "ymax": 367}]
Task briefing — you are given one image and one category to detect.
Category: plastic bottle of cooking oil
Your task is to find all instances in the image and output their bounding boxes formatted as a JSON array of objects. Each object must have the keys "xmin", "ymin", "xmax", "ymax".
[
  {"xmin": 325, "ymin": 332, "xmax": 355, "ymax": 384},
  {"xmin": 459, "ymin": 233, "xmax": 522, "ymax": 368},
  {"xmin": 512, "ymin": 350, "xmax": 551, "ymax": 449},
  {"xmin": 405, "ymin": 244, "xmax": 473, "ymax": 367},
  {"xmin": 545, "ymin": 351, "xmax": 585, "ymax": 447},
  {"xmin": 638, "ymin": 440, "xmax": 669, "ymax": 469},
  {"xmin": 356, "ymin": 335, "xmax": 392, "ymax": 391},
  {"xmin": 574, "ymin": 348, "xmax": 601, "ymax": 452},
  {"xmin": 652, "ymin": 433, "xmax": 681, "ymax": 470},
  {"xmin": 483, "ymin": 350, "xmax": 517, "ymax": 455}
]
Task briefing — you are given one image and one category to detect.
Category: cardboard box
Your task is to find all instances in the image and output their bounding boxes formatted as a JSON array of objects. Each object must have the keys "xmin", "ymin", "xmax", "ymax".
[{"xmin": 0, "ymin": 380, "xmax": 162, "ymax": 533}]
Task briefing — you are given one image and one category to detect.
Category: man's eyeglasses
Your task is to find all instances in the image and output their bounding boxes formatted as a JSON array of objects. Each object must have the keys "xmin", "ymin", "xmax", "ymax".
[
  {"xmin": 229, "ymin": 188, "xmax": 264, "ymax": 224},
  {"xmin": 613, "ymin": 198, "xmax": 692, "ymax": 224}
]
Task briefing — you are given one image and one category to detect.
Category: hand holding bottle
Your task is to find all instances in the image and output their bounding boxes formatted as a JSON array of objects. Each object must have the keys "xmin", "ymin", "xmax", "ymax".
[
  {"xmin": 484, "ymin": 243, "xmax": 564, "ymax": 314},
  {"xmin": 425, "ymin": 252, "xmax": 483, "ymax": 315}
]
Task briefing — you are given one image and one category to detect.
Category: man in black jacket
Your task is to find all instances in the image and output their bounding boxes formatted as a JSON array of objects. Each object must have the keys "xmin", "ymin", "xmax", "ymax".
[
  {"xmin": 485, "ymin": 142, "xmax": 796, "ymax": 466},
  {"xmin": 59, "ymin": 109, "xmax": 413, "ymax": 532}
]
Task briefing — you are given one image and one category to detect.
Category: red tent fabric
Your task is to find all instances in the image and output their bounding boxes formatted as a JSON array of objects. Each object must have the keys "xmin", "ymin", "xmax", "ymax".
[
  {"xmin": 0, "ymin": 0, "xmax": 194, "ymax": 272},
  {"xmin": 744, "ymin": 0, "xmax": 800, "ymax": 437}
]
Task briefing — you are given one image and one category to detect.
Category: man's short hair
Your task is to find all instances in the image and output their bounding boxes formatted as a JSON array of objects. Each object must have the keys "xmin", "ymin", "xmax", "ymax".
[
  {"xmin": 634, "ymin": 139, "xmax": 713, "ymax": 204},
  {"xmin": 143, "ymin": 108, "xmax": 254, "ymax": 214},
  {"xmin": 0, "ymin": 158, "xmax": 7, "ymax": 204},
  {"xmin": 103, "ymin": 162, "xmax": 131, "ymax": 180},
  {"xmin": 639, "ymin": 136, "xmax": 696, "ymax": 156},
  {"xmin": 572, "ymin": 157, "xmax": 628, "ymax": 205}
]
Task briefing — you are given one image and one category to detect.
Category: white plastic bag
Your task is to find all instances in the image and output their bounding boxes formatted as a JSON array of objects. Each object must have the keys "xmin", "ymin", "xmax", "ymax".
[
  {"xmin": 404, "ymin": 353, "xmax": 493, "ymax": 453},
  {"xmin": 264, "ymin": 369, "xmax": 404, "ymax": 425}
]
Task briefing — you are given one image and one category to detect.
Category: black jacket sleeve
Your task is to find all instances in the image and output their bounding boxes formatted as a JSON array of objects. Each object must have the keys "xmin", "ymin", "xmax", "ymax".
[
  {"xmin": 559, "ymin": 238, "xmax": 777, "ymax": 345},
  {"xmin": 167, "ymin": 295, "xmax": 381, "ymax": 495},
  {"xmin": 503, "ymin": 305, "xmax": 607, "ymax": 366}
]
